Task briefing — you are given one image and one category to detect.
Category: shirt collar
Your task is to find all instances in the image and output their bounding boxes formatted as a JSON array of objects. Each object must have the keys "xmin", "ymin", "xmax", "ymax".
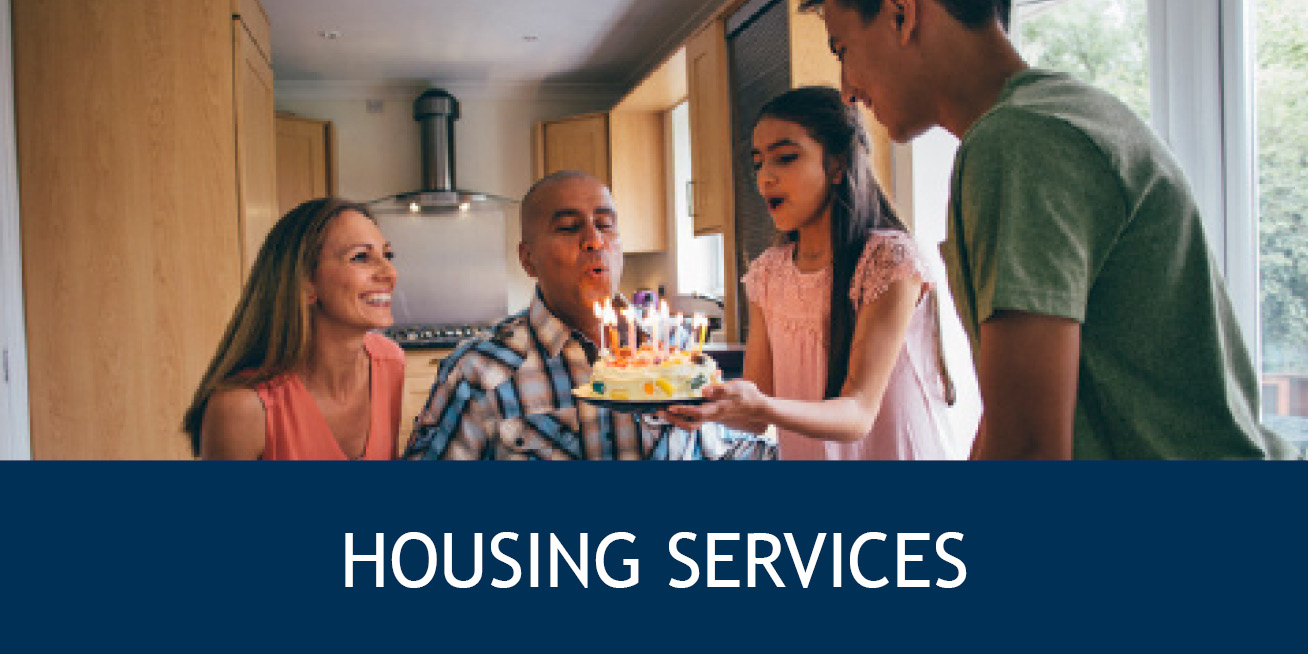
[
  {"xmin": 528, "ymin": 287, "xmax": 621, "ymax": 361},
  {"xmin": 527, "ymin": 287, "xmax": 586, "ymax": 360}
]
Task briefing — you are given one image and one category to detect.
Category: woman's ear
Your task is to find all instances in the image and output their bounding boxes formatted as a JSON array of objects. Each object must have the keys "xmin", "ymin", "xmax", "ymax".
[{"xmin": 302, "ymin": 279, "xmax": 317, "ymax": 306}]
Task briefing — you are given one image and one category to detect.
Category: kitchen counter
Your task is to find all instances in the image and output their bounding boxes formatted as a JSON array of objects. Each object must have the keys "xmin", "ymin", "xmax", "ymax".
[
  {"xmin": 398, "ymin": 342, "xmax": 746, "ymax": 377},
  {"xmin": 703, "ymin": 343, "xmax": 745, "ymax": 379}
]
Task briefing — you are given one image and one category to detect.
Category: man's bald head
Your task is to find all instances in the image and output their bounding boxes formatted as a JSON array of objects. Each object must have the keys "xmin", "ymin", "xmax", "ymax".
[{"xmin": 520, "ymin": 170, "xmax": 605, "ymax": 243}]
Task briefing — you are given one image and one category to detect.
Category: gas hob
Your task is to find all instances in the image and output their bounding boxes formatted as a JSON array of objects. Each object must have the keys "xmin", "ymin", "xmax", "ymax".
[{"xmin": 381, "ymin": 324, "xmax": 491, "ymax": 350}]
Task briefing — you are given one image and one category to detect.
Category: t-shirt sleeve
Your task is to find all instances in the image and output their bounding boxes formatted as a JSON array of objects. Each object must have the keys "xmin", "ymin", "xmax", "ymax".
[
  {"xmin": 849, "ymin": 231, "xmax": 929, "ymax": 312},
  {"xmin": 954, "ymin": 109, "xmax": 1125, "ymax": 324}
]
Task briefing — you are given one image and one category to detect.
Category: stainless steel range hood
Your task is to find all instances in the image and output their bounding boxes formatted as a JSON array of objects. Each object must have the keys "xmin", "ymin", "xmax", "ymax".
[{"xmin": 370, "ymin": 88, "xmax": 515, "ymax": 214}]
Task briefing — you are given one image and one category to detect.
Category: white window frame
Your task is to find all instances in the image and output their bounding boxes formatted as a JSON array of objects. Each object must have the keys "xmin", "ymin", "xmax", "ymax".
[
  {"xmin": 0, "ymin": 0, "xmax": 32, "ymax": 459},
  {"xmin": 1147, "ymin": 0, "xmax": 1259, "ymax": 359}
]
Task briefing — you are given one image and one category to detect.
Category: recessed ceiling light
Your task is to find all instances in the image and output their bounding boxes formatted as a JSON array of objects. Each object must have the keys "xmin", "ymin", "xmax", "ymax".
[{"xmin": 319, "ymin": 29, "xmax": 343, "ymax": 40}]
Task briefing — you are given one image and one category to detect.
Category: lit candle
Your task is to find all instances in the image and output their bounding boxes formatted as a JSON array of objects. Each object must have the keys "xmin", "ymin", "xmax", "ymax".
[
  {"xmin": 593, "ymin": 301, "xmax": 606, "ymax": 354},
  {"xmin": 651, "ymin": 290, "xmax": 660, "ymax": 352},
  {"xmin": 659, "ymin": 301, "xmax": 670, "ymax": 354},
  {"xmin": 671, "ymin": 312, "xmax": 684, "ymax": 352},
  {"xmin": 643, "ymin": 310, "xmax": 660, "ymax": 352},
  {"xmin": 621, "ymin": 306, "xmax": 637, "ymax": 351},
  {"xmin": 603, "ymin": 299, "xmax": 619, "ymax": 354},
  {"xmin": 692, "ymin": 313, "xmax": 708, "ymax": 352}
]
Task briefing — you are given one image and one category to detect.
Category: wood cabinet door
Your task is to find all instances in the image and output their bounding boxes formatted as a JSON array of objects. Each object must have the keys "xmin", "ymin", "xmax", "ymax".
[
  {"xmin": 686, "ymin": 19, "xmax": 740, "ymax": 341},
  {"xmin": 608, "ymin": 111, "xmax": 668, "ymax": 253},
  {"xmin": 686, "ymin": 19, "xmax": 734, "ymax": 238},
  {"xmin": 276, "ymin": 115, "xmax": 336, "ymax": 217},
  {"xmin": 14, "ymin": 0, "xmax": 241, "ymax": 459},
  {"xmin": 234, "ymin": 18, "xmax": 278, "ymax": 275},
  {"xmin": 541, "ymin": 114, "xmax": 611, "ymax": 185}
]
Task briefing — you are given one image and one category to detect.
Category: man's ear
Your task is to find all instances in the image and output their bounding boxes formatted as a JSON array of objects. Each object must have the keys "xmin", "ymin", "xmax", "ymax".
[{"xmin": 518, "ymin": 242, "xmax": 538, "ymax": 278}]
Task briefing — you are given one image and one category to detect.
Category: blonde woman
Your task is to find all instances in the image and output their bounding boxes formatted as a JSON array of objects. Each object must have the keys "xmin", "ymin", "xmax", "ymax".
[{"xmin": 183, "ymin": 197, "xmax": 404, "ymax": 460}]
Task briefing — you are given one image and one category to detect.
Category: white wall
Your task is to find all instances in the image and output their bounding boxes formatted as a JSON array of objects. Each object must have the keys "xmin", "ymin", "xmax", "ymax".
[{"xmin": 275, "ymin": 81, "xmax": 619, "ymax": 314}]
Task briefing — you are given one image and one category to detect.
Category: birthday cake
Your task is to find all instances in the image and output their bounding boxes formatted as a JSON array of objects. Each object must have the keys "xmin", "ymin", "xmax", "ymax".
[
  {"xmin": 585, "ymin": 347, "xmax": 721, "ymax": 401},
  {"xmin": 578, "ymin": 298, "xmax": 719, "ymax": 401}
]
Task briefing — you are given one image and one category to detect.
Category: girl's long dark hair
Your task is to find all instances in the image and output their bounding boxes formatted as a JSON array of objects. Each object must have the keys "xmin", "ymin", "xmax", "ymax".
[{"xmin": 756, "ymin": 86, "xmax": 910, "ymax": 399}]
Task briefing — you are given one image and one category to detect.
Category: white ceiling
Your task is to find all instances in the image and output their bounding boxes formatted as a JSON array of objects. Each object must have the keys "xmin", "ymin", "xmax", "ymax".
[{"xmin": 262, "ymin": 0, "xmax": 721, "ymax": 90}]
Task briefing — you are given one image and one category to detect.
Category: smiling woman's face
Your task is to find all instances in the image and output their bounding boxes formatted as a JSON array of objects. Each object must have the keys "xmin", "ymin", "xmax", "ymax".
[{"xmin": 308, "ymin": 209, "xmax": 397, "ymax": 332}]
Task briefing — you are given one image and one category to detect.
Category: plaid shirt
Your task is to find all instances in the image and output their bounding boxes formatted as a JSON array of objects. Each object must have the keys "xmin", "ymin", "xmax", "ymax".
[{"xmin": 404, "ymin": 292, "xmax": 760, "ymax": 460}]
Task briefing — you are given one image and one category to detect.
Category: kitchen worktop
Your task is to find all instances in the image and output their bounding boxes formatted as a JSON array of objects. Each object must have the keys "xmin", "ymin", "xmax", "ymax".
[
  {"xmin": 703, "ymin": 343, "xmax": 745, "ymax": 379},
  {"xmin": 399, "ymin": 341, "xmax": 746, "ymax": 378}
]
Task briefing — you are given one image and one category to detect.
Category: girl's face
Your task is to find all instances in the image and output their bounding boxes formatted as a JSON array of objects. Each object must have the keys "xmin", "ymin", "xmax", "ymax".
[
  {"xmin": 752, "ymin": 116, "xmax": 836, "ymax": 233},
  {"xmin": 307, "ymin": 209, "xmax": 397, "ymax": 333}
]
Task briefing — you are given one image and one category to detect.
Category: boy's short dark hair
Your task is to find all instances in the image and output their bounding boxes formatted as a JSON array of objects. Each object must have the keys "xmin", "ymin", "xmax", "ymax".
[{"xmin": 799, "ymin": 0, "xmax": 1011, "ymax": 31}]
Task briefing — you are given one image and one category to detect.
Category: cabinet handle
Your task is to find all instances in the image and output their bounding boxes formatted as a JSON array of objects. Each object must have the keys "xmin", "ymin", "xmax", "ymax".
[{"xmin": 686, "ymin": 180, "xmax": 696, "ymax": 217}]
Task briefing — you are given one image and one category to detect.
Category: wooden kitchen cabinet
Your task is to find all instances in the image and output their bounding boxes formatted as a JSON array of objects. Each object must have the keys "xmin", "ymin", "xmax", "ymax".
[
  {"xmin": 539, "ymin": 113, "xmax": 610, "ymax": 182},
  {"xmin": 397, "ymin": 349, "xmax": 452, "ymax": 454},
  {"xmin": 276, "ymin": 113, "xmax": 338, "ymax": 217},
  {"xmin": 685, "ymin": 17, "xmax": 740, "ymax": 341},
  {"xmin": 536, "ymin": 111, "xmax": 669, "ymax": 253},
  {"xmin": 235, "ymin": 1, "xmax": 278, "ymax": 274},
  {"xmin": 14, "ymin": 0, "xmax": 276, "ymax": 459},
  {"xmin": 785, "ymin": 0, "xmax": 895, "ymax": 201},
  {"xmin": 686, "ymin": 18, "xmax": 735, "ymax": 238}
]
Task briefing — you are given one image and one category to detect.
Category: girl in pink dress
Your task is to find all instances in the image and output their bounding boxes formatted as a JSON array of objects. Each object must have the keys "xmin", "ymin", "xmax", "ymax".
[{"xmin": 667, "ymin": 86, "xmax": 968, "ymax": 460}]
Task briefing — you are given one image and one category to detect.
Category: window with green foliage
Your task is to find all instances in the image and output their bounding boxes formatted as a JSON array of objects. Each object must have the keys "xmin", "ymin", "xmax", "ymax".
[
  {"xmin": 1255, "ymin": 0, "xmax": 1308, "ymax": 444},
  {"xmin": 1015, "ymin": 0, "xmax": 1150, "ymax": 121}
]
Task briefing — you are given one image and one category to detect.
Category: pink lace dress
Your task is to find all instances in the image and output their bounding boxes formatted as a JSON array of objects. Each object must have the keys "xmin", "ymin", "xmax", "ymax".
[{"xmin": 741, "ymin": 230, "xmax": 964, "ymax": 460}]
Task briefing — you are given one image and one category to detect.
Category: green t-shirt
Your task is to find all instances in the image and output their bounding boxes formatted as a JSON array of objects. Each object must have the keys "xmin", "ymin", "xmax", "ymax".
[{"xmin": 942, "ymin": 68, "xmax": 1296, "ymax": 459}]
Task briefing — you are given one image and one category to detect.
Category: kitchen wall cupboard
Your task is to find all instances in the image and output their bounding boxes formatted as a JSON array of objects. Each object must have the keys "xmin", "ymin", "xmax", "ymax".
[
  {"xmin": 686, "ymin": 19, "xmax": 735, "ymax": 240},
  {"xmin": 235, "ymin": 2, "xmax": 278, "ymax": 273},
  {"xmin": 784, "ymin": 0, "xmax": 895, "ymax": 201},
  {"xmin": 685, "ymin": 17, "xmax": 740, "ymax": 342},
  {"xmin": 14, "ymin": 0, "xmax": 275, "ymax": 459},
  {"xmin": 276, "ymin": 113, "xmax": 338, "ymax": 217},
  {"xmin": 535, "ymin": 111, "xmax": 670, "ymax": 254},
  {"xmin": 538, "ymin": 113, "xmax": 609, "ymax": 184}
]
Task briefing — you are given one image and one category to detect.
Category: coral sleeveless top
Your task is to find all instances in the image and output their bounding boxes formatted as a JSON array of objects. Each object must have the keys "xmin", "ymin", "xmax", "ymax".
[{"xmin": 254, "ymin": 333, "xmax": 405, "ymax": 460}]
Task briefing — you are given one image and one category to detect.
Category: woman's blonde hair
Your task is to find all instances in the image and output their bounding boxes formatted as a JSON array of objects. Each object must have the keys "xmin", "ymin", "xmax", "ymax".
[{"xmin": 181, "ymin": 197, "xmax": 376, "ymax": 454}]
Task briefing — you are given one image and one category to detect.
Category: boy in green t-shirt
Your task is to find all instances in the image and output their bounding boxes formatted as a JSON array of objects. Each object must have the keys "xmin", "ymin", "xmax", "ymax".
[{"xmin": 800, "ymin": 0, "xmax": 1296, "ymax": 459}]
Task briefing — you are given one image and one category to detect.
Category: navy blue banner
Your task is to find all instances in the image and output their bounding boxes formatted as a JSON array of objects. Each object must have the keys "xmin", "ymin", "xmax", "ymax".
[{"xmin": 1, "ymin": 462, "xmax": 1303, "ymax": 651}]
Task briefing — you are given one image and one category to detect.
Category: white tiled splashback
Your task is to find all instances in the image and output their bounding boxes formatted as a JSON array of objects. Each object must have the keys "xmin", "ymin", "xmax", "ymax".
[{"xmin": 374, "ymin": 205, "xmax": 509, "ymax": 325}]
